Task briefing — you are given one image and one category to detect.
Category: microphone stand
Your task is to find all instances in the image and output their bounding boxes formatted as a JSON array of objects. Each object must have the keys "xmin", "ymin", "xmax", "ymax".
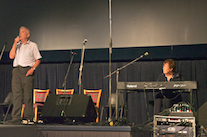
[
  {"xmin": 60, "ymin": 51, "xmax": 75, "ymax": 117},
  {"xmin": 62, "ymin": 51, "xmax": 76, "ymax": 91},
  {"xmin": 104, "ymin": 52, "xmax": 148, "ymax": 119},
  {"xmin": 78, "ymin": 39, "xmax": 87, "ymax": 94},
  {"xmin": 0, "ymin": 43, "xmax": 6, "ymax": 61},
  {"xmin": 108, "ymin": 0, "xmax": 113, "ymax": 122}
]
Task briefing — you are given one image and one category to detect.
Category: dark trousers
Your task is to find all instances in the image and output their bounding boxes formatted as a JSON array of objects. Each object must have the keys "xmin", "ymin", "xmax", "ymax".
[
  {"xmin": 11, "ymin": 67, "xmax": 34, "ymax": 120},
  {"xmin": 154, "ymin": 98, "xmax": 171, "ymax": 115},
  {"xmin": 154, "ymin": 91, "xmax": 182, "ymax": 115}
]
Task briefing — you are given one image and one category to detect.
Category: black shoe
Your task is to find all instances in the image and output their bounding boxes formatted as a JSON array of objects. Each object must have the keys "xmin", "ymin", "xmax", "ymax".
[
  {"xmin": 22, "ymin": 119, "xmax": 34, "ymax": 125},
  {"xmin": 4, "ymin": 119, "xmax": 21, "ymax": 125}
]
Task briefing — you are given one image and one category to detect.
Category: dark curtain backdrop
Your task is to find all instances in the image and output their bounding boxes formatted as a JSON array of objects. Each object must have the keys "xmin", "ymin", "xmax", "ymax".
[{"xmin": 0, "ymin": 59, "xmax": 206, "ymax": 124}]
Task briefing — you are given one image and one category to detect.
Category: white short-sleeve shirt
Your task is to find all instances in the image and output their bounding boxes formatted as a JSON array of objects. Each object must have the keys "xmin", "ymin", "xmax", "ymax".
[{"xmin": 13, "ymin": 40, "xmax": 42, "ymax": 67}]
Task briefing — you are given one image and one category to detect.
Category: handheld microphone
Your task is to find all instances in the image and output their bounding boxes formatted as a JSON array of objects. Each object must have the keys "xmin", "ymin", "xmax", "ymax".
[{"xmin": 16, "ymin": 36, "xmax": 21, "ymax": 45}]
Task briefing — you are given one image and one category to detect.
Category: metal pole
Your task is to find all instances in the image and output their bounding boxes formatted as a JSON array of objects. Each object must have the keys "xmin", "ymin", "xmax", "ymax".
[
  {"xmin": 62, "ymin": 52, "xmax": 75, "ymax": 91},
  {"xmin": 108, "ymin": 0, "xmax": 112, "ymax": 121},
  {"xmin": 0, "ymin": 45, "xmax": 6, "ymax": 61},
  {"xmin": 115, "ymin": 69, "xmax": 119, "ymax": 119},
  {"xmin": 78, "ymin": 39, "xmax": 87, "ymax": 94}
]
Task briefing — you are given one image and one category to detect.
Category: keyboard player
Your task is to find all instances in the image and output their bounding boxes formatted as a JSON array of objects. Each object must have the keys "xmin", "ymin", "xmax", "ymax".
[{"xmin": 154, "ymin": 59, "xmax": 184, "ymax": 115}]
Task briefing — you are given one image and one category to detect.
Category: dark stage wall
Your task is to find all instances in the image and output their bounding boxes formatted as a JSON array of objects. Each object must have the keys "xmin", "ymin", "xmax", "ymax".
[{"xmin": 0, "ymin": 45, "xmax": 206, "ymax": 124}]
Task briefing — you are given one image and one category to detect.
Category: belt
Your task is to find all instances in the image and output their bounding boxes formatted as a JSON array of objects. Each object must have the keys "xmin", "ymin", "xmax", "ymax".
[{"xmin": 14, "ymin": 65, "xmax": 30, "ymax": 68}]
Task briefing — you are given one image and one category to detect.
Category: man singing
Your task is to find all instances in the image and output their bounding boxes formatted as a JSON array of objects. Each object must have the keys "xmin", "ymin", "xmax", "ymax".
[{"xmin": 5, "ymin": 26, "xmax": 42, "ymax": 124}]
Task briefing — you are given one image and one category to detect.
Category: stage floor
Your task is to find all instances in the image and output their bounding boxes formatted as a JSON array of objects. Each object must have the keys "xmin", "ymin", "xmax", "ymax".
[{"xmin": 0, "ymin": 124, "xmax": 152, "ymax": 137}]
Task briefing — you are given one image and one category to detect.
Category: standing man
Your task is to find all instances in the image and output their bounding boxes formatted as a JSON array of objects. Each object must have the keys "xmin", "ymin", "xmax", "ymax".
[
  {"xmin": 154, "ymin": 59, "xmax": 184, "ymax": 115},
  {"xmin": 5, "ymin": 26, "xmax": 42, "ymax": 124}
]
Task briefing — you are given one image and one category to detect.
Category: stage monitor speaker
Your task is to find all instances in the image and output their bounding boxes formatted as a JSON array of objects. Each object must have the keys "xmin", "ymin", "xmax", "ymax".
[
  {"xmin": 41, "ymin": 94, "xmax": 97, "ymax": 123},
  {"xmin": 196, "ymin": 101, "xmax": 207, "ymax": 128}
]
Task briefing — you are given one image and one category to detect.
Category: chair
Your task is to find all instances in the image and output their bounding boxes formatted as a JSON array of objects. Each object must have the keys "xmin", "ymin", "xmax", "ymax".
[
  {"xmin": 21, "ymin": 89, "xmax": 49, "ymax": 122},
  {"xmin": 0, "ymin": 92, "xmax": 13, "ymax": 122},
  {"xmin": 56, "ymin": 89, "xmax": 74, "ymax": 95},
  {"xmin": 100, "ymin": 93, "xmax": 125, "ymax": 122},
  {"xmin": 84, "ymin": 89, "xmax": 102, "ymax": 122}
]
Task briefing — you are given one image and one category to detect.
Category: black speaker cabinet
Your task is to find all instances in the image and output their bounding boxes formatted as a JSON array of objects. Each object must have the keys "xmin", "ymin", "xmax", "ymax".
[
  {"xmin": 41, "ymin": 94, "xmax": 97, "ymax": 123},
  {"xmin": 196, "ymin": 101, "xmax": 207, "ymax": 128}
]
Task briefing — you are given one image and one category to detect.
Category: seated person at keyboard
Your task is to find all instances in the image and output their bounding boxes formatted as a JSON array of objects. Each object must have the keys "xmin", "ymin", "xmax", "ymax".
[{"xmin": 154, "ymin": 59, "xmax": 184, "ymax": 115}]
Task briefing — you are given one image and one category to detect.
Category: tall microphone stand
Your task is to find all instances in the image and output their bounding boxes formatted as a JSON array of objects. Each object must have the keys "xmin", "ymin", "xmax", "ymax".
[
  {"xmin": 108, "ymin": 0, "xmax": 113, "ymax": 122},
  {"xmin": 60, "ymin": 51, "xmax": 76, "ymax": 117},
  {"xmin": 0, "ymin": 43, "xmax": 6, "ymax": 61},
  {"xmin": 62, "ymin": 51, "xmax": 76, "ymax": 91},
  {"xmin": 78, "ymin": 39, "xmax": 87, "ymax": 94},
  {"xmin": 105, "ymin": 52, "xmax": 149, "ymax": 119}
]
